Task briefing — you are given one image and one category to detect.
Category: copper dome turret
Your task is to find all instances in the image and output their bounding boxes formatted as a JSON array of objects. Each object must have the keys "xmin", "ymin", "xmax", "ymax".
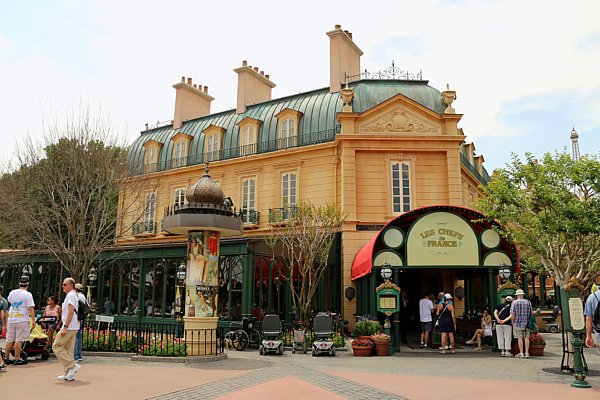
[{"xmin": 185, "ymin": 165, "xmax": 225, "ymax": 205}]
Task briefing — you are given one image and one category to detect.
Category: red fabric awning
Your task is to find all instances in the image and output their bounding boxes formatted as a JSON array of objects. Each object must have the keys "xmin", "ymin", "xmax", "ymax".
[{"xmin": 351, "ymin": 234, "xmax": 379, "ymax": 280}]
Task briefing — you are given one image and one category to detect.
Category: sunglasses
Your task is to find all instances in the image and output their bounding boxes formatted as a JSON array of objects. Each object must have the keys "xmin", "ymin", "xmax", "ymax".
[{"xmin": 62, "ymin": 283, "xmax": 72, "ymax": 287}]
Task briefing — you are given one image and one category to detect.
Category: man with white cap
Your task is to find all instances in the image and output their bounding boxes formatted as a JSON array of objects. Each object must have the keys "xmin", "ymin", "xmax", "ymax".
[
  {"xmin": 510, "ymin": 289, "xmax": 533, "ymax": 358},
  {"xmin": 494, "ymin": 295, "xmax": 513, "ymax": 356}
]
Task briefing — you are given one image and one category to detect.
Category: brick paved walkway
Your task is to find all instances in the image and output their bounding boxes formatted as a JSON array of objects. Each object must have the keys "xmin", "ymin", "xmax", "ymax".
[
  {"xmin": 150, "ymin": 359, "xmax": 407, "ymax": 400},
  {"xmin": 1, "ymin": 333, "xmax": 599, "ymax": 399}
]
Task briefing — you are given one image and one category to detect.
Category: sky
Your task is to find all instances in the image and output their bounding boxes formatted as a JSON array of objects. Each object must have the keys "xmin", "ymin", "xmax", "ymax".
[{"xmin": 0, "ymin": 0, "xmax": 599, "ymax": 171}]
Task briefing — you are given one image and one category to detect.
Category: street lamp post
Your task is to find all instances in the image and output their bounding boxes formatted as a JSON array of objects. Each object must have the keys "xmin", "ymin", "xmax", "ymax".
[
  {"xmin": 176, "ymin": 264, "xmax": 187, "ymax": 319},
  {"xmin": 87, "ymin": 266, "xmax": 97, "ymax": 314},
  {"xmin": 499, "ymin": 263, "xmax": 511, "ymax": 282},
  {"xmin": 380, "ymin": 262, "xmax": 393, "ymax": 355}
]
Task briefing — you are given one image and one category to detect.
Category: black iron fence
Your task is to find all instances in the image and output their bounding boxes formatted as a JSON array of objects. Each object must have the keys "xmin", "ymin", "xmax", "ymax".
[{"xmin": 82, "ymin": 319, "xmax": 224, "ymax": 357}]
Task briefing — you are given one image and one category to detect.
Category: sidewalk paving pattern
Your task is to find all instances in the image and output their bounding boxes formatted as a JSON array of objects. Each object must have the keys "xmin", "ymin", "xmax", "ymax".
[{"xmin": 0, "ymin": 334, "xmax": 599, "ymax": 399}]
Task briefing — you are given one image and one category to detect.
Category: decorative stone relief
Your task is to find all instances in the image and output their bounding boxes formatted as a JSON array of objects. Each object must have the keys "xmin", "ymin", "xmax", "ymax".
[{"xmin": 363, "ymin": 110, "xmax": 438, "ymax": 133}]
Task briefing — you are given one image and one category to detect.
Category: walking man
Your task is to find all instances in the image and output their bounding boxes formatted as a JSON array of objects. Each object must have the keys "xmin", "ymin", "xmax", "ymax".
[
  {"xmin": 584, "ymin": 284, "xmax": 600, "ymax": 352},
  {"xmin": 418, "ymin": 291, "xmax": 434, "ymax": 348},
  {"xmin": 510, "ymin": 289, "xmax": 532, "ymax": 358},
  {"xmin": 74, "ymin": 283, "xmax": 86, "ymax": 362},
  {"xmin": 53, "ymin": 277, "xmax": 81, "ymax": 381},
  {"xmin": 4, "ymin": 277, "xmax": 36, "ymax": 366},
  {"xmin": 494, "ymin": 295, "xmax": 513, "ymax": 357}
]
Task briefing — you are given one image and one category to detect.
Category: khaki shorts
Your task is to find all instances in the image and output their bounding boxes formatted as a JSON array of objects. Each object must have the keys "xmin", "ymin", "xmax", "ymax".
[
  {"xmin": 6, "ymin": 321, "xmax": 31, "ymax": 343},
  {"xmin": 513, "ymin": 326, "xmax": 530, "ymax": 338}
]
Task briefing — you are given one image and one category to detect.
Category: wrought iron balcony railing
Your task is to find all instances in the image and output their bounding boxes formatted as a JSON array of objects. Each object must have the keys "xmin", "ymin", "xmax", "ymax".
[
  {"xmin": 130, "ymin": 127, "xmax": 339, "ymax": 176},
  {"xmin": 132, "ymin": 222, "xmax": 157, "ymax": 236},
  {"xmin": 268, "ymin": 206, "xmax": 298, "ymax": 224},
  {"xmin": 241, "ymin": 209, "xmax": 260, "ymax": 226}
]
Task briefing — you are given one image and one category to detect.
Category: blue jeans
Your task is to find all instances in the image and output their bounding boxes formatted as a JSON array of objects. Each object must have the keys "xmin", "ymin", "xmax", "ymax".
[{"xmin": 74, "ymin": 327, "xmax": 83, "ymax": 360}]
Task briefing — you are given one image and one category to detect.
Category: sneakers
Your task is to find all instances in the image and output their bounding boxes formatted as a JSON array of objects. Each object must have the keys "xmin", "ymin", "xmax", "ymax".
[
  {"xmin": 501, "ymin": 351, "xmax": 506, "ymax": 357},
  {"xmin": 473, "ymin": 347, "xmax": 482, "ymax": 351},
  {"xmin": 438, "ymin": 345, "xmax": 451, "ymax": 350},
  {"xmin": 465, "ymin": 340, "xmax": 475, "ymax": 345},
  {"xmin": 515, "ymin": 353, "xmax": 525, "ymax": 358},
  {"xmin": 420, "ymin": 342, "xmax": 425, "ymax": 348},
  {"xmin": 64, "ymin": 364, "xmax": 81, "ymax": 381},
  {"xmin": 0, "ymin": 363, "xmax": 7, "ymax": 371},
  {"xmin": 524, "ymin": 353, "xmax": 530, "ymax": 358},
  {"xmin": 423, "ymin": 344, "xmax": 428, "ymax": 349},
  {"xmin": 14, "ymin": 359, "xmax": 27, "ymax": 366},
  {"xmin": 57, "ymin": 375, "xmax": 68, "ymax": 381}
]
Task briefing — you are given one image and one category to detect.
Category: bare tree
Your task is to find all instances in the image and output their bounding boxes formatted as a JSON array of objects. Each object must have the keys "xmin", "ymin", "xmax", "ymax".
[
  {"xmin": 266, "ymin": 202, "xmax": 345, "ymax": 324},
  {"xmin": 0, "ymin": 110, "xmax": 156, "ymax": 284}
]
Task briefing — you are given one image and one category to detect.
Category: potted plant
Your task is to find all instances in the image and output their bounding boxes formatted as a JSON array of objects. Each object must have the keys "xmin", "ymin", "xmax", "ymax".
[
  {"xmin": 351, "ymin": 338, "xmax": 373, "ymax": 357},
  {"xmin": 510, "ymin": 332, "xmax": 546, "ymax": 356},
  {"xmin": 528, "ymin": 333, "xmax": 546, "ymax": 356},
  {"xmin": 353, "ymin": 315, "xmax": 382, "ymax": 340},
  {"xmin": 371, "ymin": 333, "xmax": 391, "ymax": 356}
]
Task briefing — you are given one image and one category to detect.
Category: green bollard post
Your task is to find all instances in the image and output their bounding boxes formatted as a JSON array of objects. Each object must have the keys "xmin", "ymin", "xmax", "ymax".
[
  {"xmin": 384, "ymin": 315, "xmax": 392, "ymax": 355},
  {"xmin": 570, "ymin": 336, "xmax": 591, "ymax": 388}
]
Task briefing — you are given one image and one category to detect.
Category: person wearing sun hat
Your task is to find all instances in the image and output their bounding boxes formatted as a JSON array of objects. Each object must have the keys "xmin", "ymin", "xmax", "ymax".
[
  {"xmin": 510, "ymin": 289, "xmax": 533, "ymax": 358},
  {"xmin": 494, "ymin": 295, "xmax": 513, "ymax": 356},
  {"xmin": 436, "ymin": 293, "xmax": 456, "ymax": 354}
]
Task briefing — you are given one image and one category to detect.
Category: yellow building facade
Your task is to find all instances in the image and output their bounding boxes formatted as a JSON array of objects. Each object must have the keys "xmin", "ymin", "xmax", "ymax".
[{"xmin": 119, "ymin": 25, "xmax": 506, "ymax": 336}]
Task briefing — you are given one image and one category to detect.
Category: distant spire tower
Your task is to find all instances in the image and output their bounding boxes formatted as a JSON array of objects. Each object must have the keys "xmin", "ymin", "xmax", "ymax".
[{"xmin": 570, "ymin": 127, "xmax": 580, "ymax": 161}]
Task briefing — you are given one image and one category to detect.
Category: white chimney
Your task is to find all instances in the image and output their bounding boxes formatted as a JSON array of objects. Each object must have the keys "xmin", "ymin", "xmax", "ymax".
[
  {"xmin": 326, "ymin": 24, "xmax": 363, "ymax": 93},
  {"xmin": 172, "ymin": 76, "xmax": 215, "ymax": 129},
  {"xmin": 234, "ymin": 60, "xmax": 276, "ymax": 114}
]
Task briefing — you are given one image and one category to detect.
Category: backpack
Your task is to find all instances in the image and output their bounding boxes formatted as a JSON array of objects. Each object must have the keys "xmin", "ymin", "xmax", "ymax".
[
  {"xmin": 593, "ymin": 292, "xmax": 600, "ymax": 333},
  {"xmin": 77, "ymin": 299, "xmax": 89, "ymax": 321}
]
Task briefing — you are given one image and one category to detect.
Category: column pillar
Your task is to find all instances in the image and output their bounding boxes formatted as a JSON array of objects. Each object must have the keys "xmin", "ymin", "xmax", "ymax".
[{"xmin": 183, "ymin": 230, "xmax": 220, "ymax": 355}]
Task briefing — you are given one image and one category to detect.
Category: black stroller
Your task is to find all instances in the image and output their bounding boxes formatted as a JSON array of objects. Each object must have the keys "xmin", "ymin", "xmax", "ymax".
[
  {"xmin": 259, "ymin": 314, "xmax": 284, "ymax": 355},
  {"xmin": 312, "ymin": 312, "xmax": 335, "ymax": 357}
]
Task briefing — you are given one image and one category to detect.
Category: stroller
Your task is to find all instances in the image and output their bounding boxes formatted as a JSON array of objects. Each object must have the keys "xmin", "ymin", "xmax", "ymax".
[
  {"xmin": 259, "ymin": 314, "xmax": 284, "ymax": 355},
  {"xmin": 312, "ymin": 312, "xmax": 335, "ymax": 357},
  {"xmin": 542, "ymin": 306, "xmax": 560, "ymax": 333},
  {"xmin": 4, "ymin": 317, "xmax": 55, "ymax": 363},
  {"xmin": 291, "ymin": 321, "xmax": 307, "ymax": 354}
]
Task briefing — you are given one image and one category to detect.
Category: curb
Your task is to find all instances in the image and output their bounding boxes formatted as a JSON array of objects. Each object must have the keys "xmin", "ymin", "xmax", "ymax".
[{"xmin": 131, "ymin": 353, "xmax": 227, "ymax": 363}]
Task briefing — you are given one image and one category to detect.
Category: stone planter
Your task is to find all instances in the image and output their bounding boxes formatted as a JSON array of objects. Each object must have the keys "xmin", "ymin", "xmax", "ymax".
[
  {"xmin": 511, "ymin": 340, "xmax": 545, "ymax": 356},
  {"xmin": 528, "ymin": 344, "xmax": 545, "ymax": 356},
  {"xmin": 373, "ymin": 341, "xmax": 390, "ymax": 356},
  {"xmin": 352, "ymin": 346, "xmax": 373, "ymax": 357}
]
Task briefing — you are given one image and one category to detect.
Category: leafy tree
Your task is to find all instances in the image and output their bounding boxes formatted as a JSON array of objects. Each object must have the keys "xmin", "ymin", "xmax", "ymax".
[
  {"xmin": 0, "ymin": 112, "xmax": 154, "ymax": 284},
  {"xmin": 266, "ymin": 202, "xmax": 345, "ymax": 324},
  {"xmin": 477, "ymin": 152, "xmax": 600, "ymax": 288}
]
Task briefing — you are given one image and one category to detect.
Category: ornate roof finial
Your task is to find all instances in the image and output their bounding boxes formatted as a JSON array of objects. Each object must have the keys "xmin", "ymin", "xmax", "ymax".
[
  {"xmin": 442, "ymin": 83, "xmax": 457, "ymax": 114},
  {"xmin": 205, "ymin": 162, "xmax": 210, "ymax": 177}
]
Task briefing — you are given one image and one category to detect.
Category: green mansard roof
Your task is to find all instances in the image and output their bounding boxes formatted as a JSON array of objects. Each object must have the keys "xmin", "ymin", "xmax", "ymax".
[{"xmin": 127, "ymin": 80, "xmax": 446, "ymax": 173}]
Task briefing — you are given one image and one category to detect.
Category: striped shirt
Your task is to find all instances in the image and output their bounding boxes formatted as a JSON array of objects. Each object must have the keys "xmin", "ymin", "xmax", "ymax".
[{"xmin": 510, "ymin": 298, "xmax": 532, "ymax": 329}]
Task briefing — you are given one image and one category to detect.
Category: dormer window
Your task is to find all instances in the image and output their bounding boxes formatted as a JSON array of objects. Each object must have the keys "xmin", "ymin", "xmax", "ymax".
[
  {"xmin": 142, "ymin": 139, "xmax": 161, "ymax": 173},
  {"xmin": 174, "ymin": 141, "xmax": 187, "ymax": 167},
  {"xmin": 170, "ymin": 132, "xmax": 192, "ymax": 168},
  {"xmin": 203, "ymin": 125, "xmax": 225, "ymax": 163},
  {"xmin": 236, "ymin": 117, "xmax": 261, "ymax": 157},
  {"xmin": 275, "ymin": 109, "xmax": 302, "ymax": 150}
]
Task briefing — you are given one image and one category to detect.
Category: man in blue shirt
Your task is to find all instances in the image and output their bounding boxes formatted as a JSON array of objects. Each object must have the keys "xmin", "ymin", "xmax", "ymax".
[{"xmin": 584, "ymin": 286, "xmax": 600, "ymax": 352}]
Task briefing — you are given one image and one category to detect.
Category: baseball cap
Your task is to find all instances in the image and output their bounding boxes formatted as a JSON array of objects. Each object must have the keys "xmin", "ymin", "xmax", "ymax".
[
  {"xmin": 505, "ymin": 296, "xmax": 513, "ymax": 301},
  {"xmin": 444, "ymin": 293, "xmax": 453, "ymax": 299},
  {"xmin": 75, "ymin": 283, "xmax": 84, "ymax": 291},
  {"xmin": 515, "ymin": 289, "xmax": 525, "ymax": 296}
]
